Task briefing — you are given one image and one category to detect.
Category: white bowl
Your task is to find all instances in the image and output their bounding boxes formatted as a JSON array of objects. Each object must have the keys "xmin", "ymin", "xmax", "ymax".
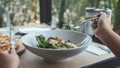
[{"xmin": 21, "ymin": 30, "xmax": 92, "ymax": 62}]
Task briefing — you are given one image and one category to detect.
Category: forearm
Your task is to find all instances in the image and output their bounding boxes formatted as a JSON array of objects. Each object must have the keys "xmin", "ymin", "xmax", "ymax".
[{"xmin": 98, "ymin": 28, "xmax": 120, "ymax": 58}]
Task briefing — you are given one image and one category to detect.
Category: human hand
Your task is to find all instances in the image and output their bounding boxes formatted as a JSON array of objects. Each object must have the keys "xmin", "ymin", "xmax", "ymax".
[
  {"xmin": 0, "ymin": 49, "xmax": 20, "ymax": 68},
  {"xmin": 92, "ymin": 12, "xmax": 112, "ymax": 38}
]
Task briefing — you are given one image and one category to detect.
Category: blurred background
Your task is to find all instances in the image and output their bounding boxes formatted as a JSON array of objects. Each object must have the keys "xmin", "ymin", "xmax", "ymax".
[{"xmin": 0, "ymin": 0, "xmax": 120, "ymax": 34}]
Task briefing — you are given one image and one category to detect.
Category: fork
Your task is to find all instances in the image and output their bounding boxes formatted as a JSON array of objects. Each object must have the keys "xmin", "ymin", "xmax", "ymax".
[
  {"xmin": 0, "ymin": 6, "xmax": 13, "ymax": 51},
  {"xmin": 79, "ymin": 17, "xmax": 99, "ymax": 26},
  {"xmin": 74, "ymin": 17, "xmax": 99, "ymax": 30}
]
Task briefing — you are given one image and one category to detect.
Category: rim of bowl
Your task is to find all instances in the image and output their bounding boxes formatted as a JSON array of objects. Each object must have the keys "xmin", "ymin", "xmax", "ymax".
[
  {"xmin": 22, "ymin": 38, "xmax": 91, "ymax": 51},
  {"xmin": 21, "ymin": 30, "xmax": 92, "ymax": 51}
]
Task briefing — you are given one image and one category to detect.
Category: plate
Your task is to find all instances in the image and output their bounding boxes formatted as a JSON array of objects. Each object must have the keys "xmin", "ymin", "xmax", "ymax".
[{"xmin": 18, "ymin": 27, "xmax": 51, "ymax": 34}]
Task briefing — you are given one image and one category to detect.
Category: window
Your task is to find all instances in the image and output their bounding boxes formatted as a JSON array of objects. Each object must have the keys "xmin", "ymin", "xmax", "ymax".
[
  {"xmin": 0, "ymin": 0, "xmax": 120, "ymax": 34},
  {"xmin": 51, "ymin": 0, "xmax": 120, "ymax": 34},
  {"xmin": 0, "ymin": 0, "xmax": 40, "ymax": 27}
]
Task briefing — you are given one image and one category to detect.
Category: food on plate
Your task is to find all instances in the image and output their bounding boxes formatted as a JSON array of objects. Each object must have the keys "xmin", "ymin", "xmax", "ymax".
[
  {"xmin": 0, "ymin": 32, "xmax": 19, "ymax": 51},
  {"xmin": 35, "ymin": 35, "xmax": 77, "ymax": 49}
]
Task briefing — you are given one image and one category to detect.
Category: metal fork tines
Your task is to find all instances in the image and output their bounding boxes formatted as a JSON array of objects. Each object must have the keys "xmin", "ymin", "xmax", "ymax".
[
  {"xmin": 79, "ymin": 17, "xmax": 99, "ymax": 26},
  {"xmin": 0, "ymin": 6, "xmax": 13, "ymax": 50}
]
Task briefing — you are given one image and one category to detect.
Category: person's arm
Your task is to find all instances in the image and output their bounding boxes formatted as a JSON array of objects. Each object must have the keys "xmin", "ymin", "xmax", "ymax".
[
  {"xmin": 98, "ymin": 27, "xmax": 120, "ymax": 58},
  {"xmin": 92, "ymin": 12, "xmax": 120, "ymax": 58},
  {"xmin": 0, "ymin": 49, "xmax": 20, "ymax": 68}
]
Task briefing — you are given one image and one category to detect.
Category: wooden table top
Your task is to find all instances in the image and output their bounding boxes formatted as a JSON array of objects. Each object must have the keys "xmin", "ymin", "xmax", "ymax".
[
  {"xmin": 0, "ymin": 24, "xmax": 115, "ymax": 68},
  {"xmin": 15, "ymin": 25, "xmax": 115, "ymax": 68},
  {"xmin": 19, "ymin": 49, "xmax": 114, "ymax": 68}
]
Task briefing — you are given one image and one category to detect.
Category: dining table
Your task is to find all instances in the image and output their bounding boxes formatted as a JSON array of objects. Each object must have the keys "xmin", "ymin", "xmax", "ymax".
[
  {"xmin": 19, "ymin": 49, "xmax": 114, "ymax": 68},
  {"xmin": 14, "ymin": 24, "xmax": 115, "ymax": 68},
  {"xmin": 0, "ymin": 24, "xmax": 115, "ymax": 68}
]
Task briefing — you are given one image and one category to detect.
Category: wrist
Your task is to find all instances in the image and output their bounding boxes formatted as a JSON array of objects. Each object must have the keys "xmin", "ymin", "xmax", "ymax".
[{"xmin": 96, "ymin": 27, "xmax": 112, "ymax": 39}]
